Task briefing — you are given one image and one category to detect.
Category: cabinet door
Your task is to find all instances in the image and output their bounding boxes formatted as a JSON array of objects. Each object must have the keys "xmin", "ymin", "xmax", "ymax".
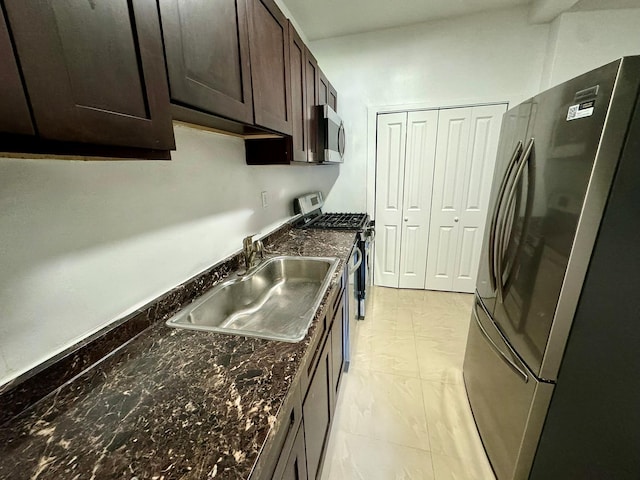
[
  {"xmin": 288, "ymin": 21, "xmax": 306, "ymax": 162},
  {"xmin": 277, "ymin": 424, "xmax": 308, "ymax": 480},
  {"xmin": 304, "ymin": 49, "xmax": 319, "ymax": 162},
  {"xmin": 318, "ymin": 70, "xmax": 329, "ymax": 106},
  {"xmin": 4, "ymin": 0, "xmax": 174, "ymax": 150},
  {"xmin": 159, "ymin": 0, "xmax": 253, "ymax": 124},
  {"xmin": 246, "ymin": 0, "xmax": 292, "ymax": 135},
  {"xmin": 303, "ymin": 337, "xmax": 332, "ymax": 480},
  {"xmin": 328, "ymin": 84, "xmax": 338, "ymax": 112},
  {"xmin": 0, "ymin": 8, "xmax": 33, "ymax": 136},
  {"xmin": 330, "ymin": 296, "xmax": 345, "ymax": 409}
]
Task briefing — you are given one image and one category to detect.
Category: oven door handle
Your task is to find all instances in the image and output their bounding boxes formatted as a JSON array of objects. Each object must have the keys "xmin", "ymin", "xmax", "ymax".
[{"xmin": 349, "ymin": 247, "xmax": 363, "ymax": 274}]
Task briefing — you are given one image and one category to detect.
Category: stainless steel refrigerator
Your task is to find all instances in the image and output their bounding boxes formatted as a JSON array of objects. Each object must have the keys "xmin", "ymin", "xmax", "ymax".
[{"xmin": 463, "ymin": 56, "xmax": 640, "ymax": 480}]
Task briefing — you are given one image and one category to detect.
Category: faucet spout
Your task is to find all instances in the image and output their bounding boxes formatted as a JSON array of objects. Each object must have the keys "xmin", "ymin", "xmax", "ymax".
[{"xmin": 241, "ymin": 235, "xmax": 263, "ymax": 272}]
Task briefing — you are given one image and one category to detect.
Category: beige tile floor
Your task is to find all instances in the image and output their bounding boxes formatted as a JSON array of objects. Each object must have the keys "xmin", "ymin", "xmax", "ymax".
[{"xmin": 320, "ymin": 286, "xmax": 496, "ymax": 480}]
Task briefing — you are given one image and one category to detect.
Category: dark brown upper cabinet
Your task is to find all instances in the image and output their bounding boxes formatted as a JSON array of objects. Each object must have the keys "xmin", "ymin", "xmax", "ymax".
[
  {"xmin": 318, "ymin": 70, "xmax": 329, "ymax": 106},
  {"xmin": 0, "ymin": 8, "xmax": 33, "ymax": 137},
  {"xmin": 246, "ymin": 0, "xmax": 292, "ymax": 136},
  {"xmin": 328, "ymin": 84, "xmax": 338, "ymax": 112},
  {"xmin": 158, "ymin": 0, "xmax": 253, "ymax": 125},
  {"xmin": 304, "ymin": 48, "xmax": 319, "ymax": 163},
  {"xmin": 318, "ymin": 72, "xmax": 338, "ymax": 111},
  {"xmin": 3, "ymin": 0, "xmax": 174, "ymax": 151},
  {"xmin": 288, "ymin": 21, "xmax": 307, "ymax": 163}
]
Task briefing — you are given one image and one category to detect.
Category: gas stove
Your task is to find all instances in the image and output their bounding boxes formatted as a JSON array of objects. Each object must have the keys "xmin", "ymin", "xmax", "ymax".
[
  {"xmin": 293, "ymin": 192, "xmax": 370, "ymax": 232},
  {"xmin": 303, "ymin": 212, "xmax": 368, "ymax": 231},
  {"xmin": 293, "ymin": 190, "xmax": 374, "ymax": 309},
  {"xmin": 293, "ymin": 191, "xmax": 375, "ymax": 372}
]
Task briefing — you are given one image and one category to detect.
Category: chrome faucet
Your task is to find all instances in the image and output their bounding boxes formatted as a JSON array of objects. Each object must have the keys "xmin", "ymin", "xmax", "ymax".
[{"xmin": 242, "ymin": 235, "xmax": 264, "ymax": 271}]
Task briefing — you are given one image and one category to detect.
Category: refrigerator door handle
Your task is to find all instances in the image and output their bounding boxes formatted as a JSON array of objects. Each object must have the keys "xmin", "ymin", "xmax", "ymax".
[
  {"xmin": 488, "ymin": 141, "xmax": 523, "ymax": 291},
  {"xmin": 496, "ymin": 138, "xmax": 535, "ymax": 302},
  {"xmin": 502, "ymin": 137, "xmax": 536, "ymax": 295},
  {"xmin": 472, "ymin": 304, "xmax": 529, "ymax": 383}
]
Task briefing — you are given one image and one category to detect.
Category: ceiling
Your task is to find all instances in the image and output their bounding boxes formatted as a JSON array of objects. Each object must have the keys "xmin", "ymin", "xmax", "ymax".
[
  {"xmin": 281, "ymin": 0, "xmax": 640, "ymax": 41},
  {"xmin": 282, "ymin": 0, "xmax": 532, "ymax": 41}
]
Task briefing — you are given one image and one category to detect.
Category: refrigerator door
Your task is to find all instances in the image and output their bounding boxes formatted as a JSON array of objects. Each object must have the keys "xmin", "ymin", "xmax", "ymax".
[
  {"xmin": 476, "ymin": 102, "xmax": 532, "ymax": 315},
  {"xmin": 464, "ymin": 295, "xmax": 554, "ymax": 480},
  {"xmin": 491, "ymin": 60, "xmax": 622, "ymax": 379}
]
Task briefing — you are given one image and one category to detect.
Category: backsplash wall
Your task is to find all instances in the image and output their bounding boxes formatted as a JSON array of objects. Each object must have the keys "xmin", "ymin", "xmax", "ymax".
[{"xmin": 0, "ymin": 124, "xmax": 339, "ymax": 386}]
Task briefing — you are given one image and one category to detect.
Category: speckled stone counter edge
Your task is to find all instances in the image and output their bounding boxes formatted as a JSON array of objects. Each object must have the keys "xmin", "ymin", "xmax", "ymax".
[{"xmin": 0, "ymin": 221, "xmax": 297, "ymax": 426}]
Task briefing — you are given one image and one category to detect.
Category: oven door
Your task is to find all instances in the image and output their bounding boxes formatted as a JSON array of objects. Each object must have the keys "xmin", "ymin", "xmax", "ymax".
[{"xmin": 344, "ymin": 245, "xmax": 362, "ymax": 371}]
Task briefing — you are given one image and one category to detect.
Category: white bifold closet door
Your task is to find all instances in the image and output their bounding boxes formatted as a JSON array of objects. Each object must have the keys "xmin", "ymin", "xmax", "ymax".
[
  {"xmin": 425, "ymin": 104, "xmax": 505, "ymax": 292},
  {"xmin": 374, "ymin": 110, "xmax": 438, "ymax": 288},
  {"xmin": 374, "ymin": 112, "xmax": 407, "ymax": 288}
]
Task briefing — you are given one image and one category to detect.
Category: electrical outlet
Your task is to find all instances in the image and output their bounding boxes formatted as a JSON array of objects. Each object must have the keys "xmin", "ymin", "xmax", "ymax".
[{"xmin": 261, "ymin": 191, "xmax": 268, "ymax": 208}]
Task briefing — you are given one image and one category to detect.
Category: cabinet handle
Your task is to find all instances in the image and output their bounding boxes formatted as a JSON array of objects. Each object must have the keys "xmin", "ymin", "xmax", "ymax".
[{"xmin": 287, "ymin": 407, "xmax": 296, "ymax": 430}]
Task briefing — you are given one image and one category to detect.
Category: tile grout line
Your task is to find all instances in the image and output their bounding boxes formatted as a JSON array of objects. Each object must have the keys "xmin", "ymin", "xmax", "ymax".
[{"xmin": 408, "ymin": 294, "xmax": 439, "ymax": 480}]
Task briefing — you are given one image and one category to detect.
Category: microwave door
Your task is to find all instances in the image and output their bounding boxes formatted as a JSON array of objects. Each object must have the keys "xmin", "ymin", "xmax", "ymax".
[{"xmin": 321, "ymin": 105, "xmax": 345, "ymax": 163}]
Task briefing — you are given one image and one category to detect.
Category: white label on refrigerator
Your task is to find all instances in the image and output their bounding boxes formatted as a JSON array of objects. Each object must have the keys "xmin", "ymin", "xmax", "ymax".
[{"xmin": 567, "ymin": 100, "xmax": 595, "ymax": 121}]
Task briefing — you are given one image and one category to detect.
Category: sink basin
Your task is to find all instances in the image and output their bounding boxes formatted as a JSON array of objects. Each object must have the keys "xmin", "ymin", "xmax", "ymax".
[{"xmin": 166, "ymin": 256, "xmax": 339, "ymax": 342}]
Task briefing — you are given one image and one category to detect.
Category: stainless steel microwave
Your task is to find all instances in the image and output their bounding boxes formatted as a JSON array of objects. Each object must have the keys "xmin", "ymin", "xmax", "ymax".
[{"xmin": 317, "ymin": 105, "xmax": 345, "ymax": 163}]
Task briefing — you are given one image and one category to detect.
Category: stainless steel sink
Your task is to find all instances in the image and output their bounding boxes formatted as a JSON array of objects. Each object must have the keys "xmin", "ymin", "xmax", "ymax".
[{"xmin": 166, "ymin": 256, "xmax": 339, "ymax": 342}]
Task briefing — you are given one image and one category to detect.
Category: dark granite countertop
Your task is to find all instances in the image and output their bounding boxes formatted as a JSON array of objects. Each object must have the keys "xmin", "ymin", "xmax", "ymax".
[{"xmin": 0, "ymin": 228, "xmax": 357, "ymax": 480}]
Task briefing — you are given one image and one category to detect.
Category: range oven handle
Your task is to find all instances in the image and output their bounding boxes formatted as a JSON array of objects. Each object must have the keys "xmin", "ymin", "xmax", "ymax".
[
  {"xmin": 349, "ymin": 246, "xmax": 363, "ymax": 274},
  {"xmin": 366, "ymin": 223, "xmax": 375, "ymax": 241}
]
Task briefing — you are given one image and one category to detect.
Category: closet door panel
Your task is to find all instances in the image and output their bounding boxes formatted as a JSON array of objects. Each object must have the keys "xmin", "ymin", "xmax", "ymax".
[
  {"xmin": 399, "ymin": 110, "xmax": 439, "ymax": 289},
  {"xmin": 374, "ymin": 112, "xmax": 407, "ymax": 288}
]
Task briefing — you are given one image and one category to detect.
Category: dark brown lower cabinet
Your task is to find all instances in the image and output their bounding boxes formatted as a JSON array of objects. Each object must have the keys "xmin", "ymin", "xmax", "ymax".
[
  {"xmin": 275, "ymin": 424, "xmax": 308, "ymax": 480},
  {"xmin": 260, "ymin": 277, "xmax": 346, "ymax": 480},
  {"xmin": 0, "ymin": 7, "xmax": 33, "ymax": 136},
  {"xmin": 330, "ymin": 296, "xmax": 345, "ymax": 408},
  {"xmin": 303, "ymin": 334, "xmax": 332, "ymax": 480}
]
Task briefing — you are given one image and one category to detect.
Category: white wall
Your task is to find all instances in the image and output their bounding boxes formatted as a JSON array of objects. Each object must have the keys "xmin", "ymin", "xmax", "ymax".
[
  {"xmin": 540, "ymin": 8, "xmax": 640, "ymax": 88},
  {"xmin": 311, "ymin": 7, "xmax": 550, "ymax": 214},
  {"xmin": 0, "ymin": 124, "xmax": 338, "ymax": 386},
  {"xmin": 275, "ymin": 0, "xmax": 309, "ymax": 44}
]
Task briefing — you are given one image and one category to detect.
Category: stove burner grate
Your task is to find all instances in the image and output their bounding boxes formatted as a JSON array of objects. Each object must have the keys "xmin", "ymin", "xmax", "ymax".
[{"xmin": 305, "ymin": 213, "xmax": 368, "ymax": 230}]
